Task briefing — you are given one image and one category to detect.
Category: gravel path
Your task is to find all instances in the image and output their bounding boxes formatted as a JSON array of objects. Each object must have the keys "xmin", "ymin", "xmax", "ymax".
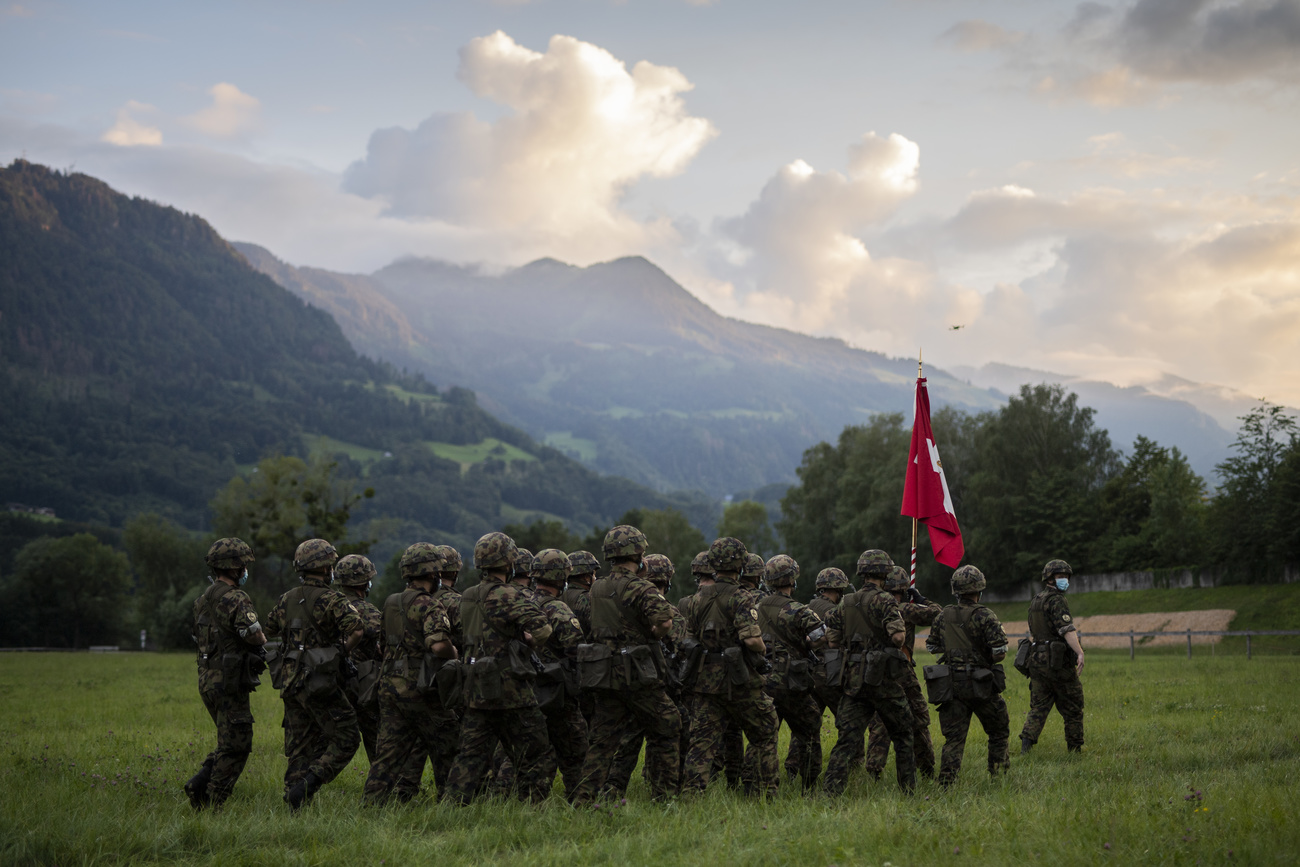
[{"xmin": 915, "ymin": 609, "xmax": 1237, "ymax": 649}]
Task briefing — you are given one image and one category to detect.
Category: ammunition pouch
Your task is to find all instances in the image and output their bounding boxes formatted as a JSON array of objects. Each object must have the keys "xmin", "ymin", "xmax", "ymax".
[
  {"xmin": 300, "ymin": 646, "xmax": 342, "ymax": 699},
  {"xmin": 723, "ymin": 645, "xmax": 752, "ymax": 687},
  {"xmin": 348, "ymin": 659, "xmax": 381, "ymax": 709},
  {"xmin": 576, "ymin": 643, "xmax": 614, "ymax": 691},
  {"xmin": 507, "ymin": 640, "xmax": 541, "ymax": 680},
  {"xmin": 775, "ymin": 655, "xmax": 813, "ymax": 693},
  {"xmin": 465, "ymin": 654, "xmax": 503, "ymax": 703},
  {"xmin": 416, "ymin": 654, "xmax": 448, "ymax": 696},
  {"xmin": 863, "ymin": 649, "xmax": 889, "ymax": 688},
  {"xmin": 535, "ymin": 661, "xmax": 567, "ymax": 712},
  {"xmin": 817, "ymin": 648, "xmax": 843, "ymax": 690},
  {"xmin": 436, "ymin": 659, "xmax": 465, "ymax": 710},
  {"xmin": 266, "ymin": 644, "xmax": 288, "ymax": 691},
  {"xmin": 949, "ymin": 663, "xmax": 1001, "ymax": 702},
  {"xmin": 219, "ymin": 651, "xmax": 263, "ymax": 695},
  {"xmin": 673, "ymin": 638, "xmax": 704, "ymax": 690},
  {"xmin": 623, "ymin": 644, "xmax": 661, "ymax": 689},
  {"xmin": 1014, "ymin": 638, "xmax": 1033, "ymax": 678},
  {"xmin": 923, "ymin": 663, "xmax": 952, "ymax": 705}
]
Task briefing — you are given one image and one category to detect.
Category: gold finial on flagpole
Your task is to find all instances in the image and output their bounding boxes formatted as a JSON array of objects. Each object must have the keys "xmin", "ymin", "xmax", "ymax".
[{"xmin": 918, "ymin": 348, "xmax": 923, "ymax": 379}]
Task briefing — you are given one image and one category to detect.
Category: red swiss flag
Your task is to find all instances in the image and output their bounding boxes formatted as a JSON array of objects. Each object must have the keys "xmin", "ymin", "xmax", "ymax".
[{"xmin": 901, "ymin": 376, "xmax": 965, "ymax": 568}]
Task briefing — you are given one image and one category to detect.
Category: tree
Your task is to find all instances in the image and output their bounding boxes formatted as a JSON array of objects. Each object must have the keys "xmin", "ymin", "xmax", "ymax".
[
  {"xmin": 592, "ymin": 508, "xmax": 707, "ymax": 603},
  {"xmin": 501, "ymin": 519, "xmax": 583, "ymax": 554},
  {"xmin": 0, "ymin": 534, "xmax": 131, "ymax": 647},
  {"xmin": 123, "ymin": 512, "xmax": 212, "ymax": 600},
  {"xmin": 1091, "ymin": 437, "xmax": 1206, "ymax": 571},
  {"xmin": 717, "ymin": 500, "xmax": 777, "ymax": 559}
]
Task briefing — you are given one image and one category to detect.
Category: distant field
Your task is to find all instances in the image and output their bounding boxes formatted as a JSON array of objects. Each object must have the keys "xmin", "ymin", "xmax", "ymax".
[
  {"xmin": 425, "ymin": 437, "xmax": 537, "ymax": 470},
  {"xmin": 302, "ymin": 433, "xmax": 390, "ymax": 465},
  {"xmin": 2, "ymin": 649, "xmax": 1297, "ymax": 865},
  {"xmin": 543, "ymin": 431, "xmax": 599, "ymax": 463}
]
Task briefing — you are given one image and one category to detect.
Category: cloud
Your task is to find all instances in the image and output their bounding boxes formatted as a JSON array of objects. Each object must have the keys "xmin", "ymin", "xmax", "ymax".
[
  {"xmin": 342, "ymin": 31, "xmax": 716, "ymax": 262},
  {"xmin": 101, "ymin": 101, "xmax": 162, "ymax": 147},
  {"xmin": 183, "ymin": 83, "xmax": 261, "ymax": 139},
  {"xmin": 1116, "ymin": 0, "xmax": 1300, "ymax": 84},
  {"xmin": 941, "ymin": 19, "xmax": 1024, "ymax": 52}
]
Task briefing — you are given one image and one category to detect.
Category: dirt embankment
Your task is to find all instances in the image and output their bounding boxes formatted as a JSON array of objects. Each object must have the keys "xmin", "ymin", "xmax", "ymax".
[{"xmin": 915, "ymin": 609, "xmax": 1237, "ymax": 649}]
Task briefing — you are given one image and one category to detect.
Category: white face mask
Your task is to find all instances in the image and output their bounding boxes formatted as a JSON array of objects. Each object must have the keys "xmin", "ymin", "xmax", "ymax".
[
  {"xmin": 1055, "ymin": 577, "xmax": 1069, "ymax": 591},
  {"xmin": 238, "ymin": 568, "xmax": 249, "ymax": 587}
]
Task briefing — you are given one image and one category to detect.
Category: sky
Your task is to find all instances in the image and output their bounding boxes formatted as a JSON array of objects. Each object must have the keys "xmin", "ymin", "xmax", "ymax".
[{"xmin": 2, "ymin": 0, "xmax": 1299, "ymax": 404}]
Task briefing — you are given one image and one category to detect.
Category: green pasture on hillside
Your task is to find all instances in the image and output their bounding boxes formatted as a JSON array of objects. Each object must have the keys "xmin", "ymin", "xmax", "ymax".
[
  {"xmin": 2, "ymin": 650, "xmax": 1297, "ymax": 865},
  {"xmin": 425, "ymin": 438, "xmax": 537, "ymax": 471}
]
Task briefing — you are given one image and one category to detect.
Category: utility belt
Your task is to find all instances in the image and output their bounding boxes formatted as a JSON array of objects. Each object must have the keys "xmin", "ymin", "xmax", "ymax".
[
  {"xmin": 923, "ymin": 661, "xmax": 1006, "ymax": 704},
  {"xmin": 1020, "ymin": 637, "xmax": 1075, "ymax": 675},
  {"xmin": 843, "ymin": 647, "xmax": 909, "ymax": 697},
  {"xmin": 199, "ymin": 649, "xmax": 267, "ymax": 696},
  {"xmin": 768, "ymin": 650, "xmax": 813, "ymax": 694},
  {"xmin": 575, "ymin": 642, "xmax": 665, "ymax": 691}
]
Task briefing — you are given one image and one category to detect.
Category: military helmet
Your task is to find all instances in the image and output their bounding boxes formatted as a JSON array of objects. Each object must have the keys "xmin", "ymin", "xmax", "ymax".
[
  {"xmin": 708, "ymin": 537, "xmax": 747, "ymax": 573},
  {"xmin": 513, "ymin": 547, "xmax": 536, "ymax": 578},
  {"xmin": 568, "ymin": 550, "xmax": 600, "ymax": 576},
  {"xmin": 293, "ymin": 538, "xmax": 338, "ymax": 574},
  {"xmin": 951, "ymin": 564, "xmax": 986, "ymax": 595},
  {"xmin": 765, "ymin": 554, "xmax": 799, "ymax": 588},
  {"xmin": 690, "ymin": 550, "xmax": 713, "ymax": 577},
  {"xmin": 643, "ymin": 553, "xmax": 674, "ymax": 587},
  {"xmin": 883, "ymin": 565, "xmax": 910, "ymax": 594},
  {"xmin": 741, "ymin": 552, "xmax": 765, "ymax": 582},
  {"xmin": 815, "ymin": 567, "xmax": 850, "ymax": 591},
  {"xmin": 205, "ymin": 537, "xmax": 254, "ymax": 572},
  {"xmin": 474, "ymin": 532, "xmax": 518, "ymax": 571},
  {"xmin": 335, "ymin": 554, "xmax": 377, "ymax": 586},
  {"xmin": 603, "ymin": 525, "xmax": 648, "ymax": 560},
  {"xmin": 855, "ymin": 549, "xmax": 894, "ymax": 577},
  {"xmin": 1042, "ymin": 559, "xmax": 1073, "ymax": 582},
  {"xmin": 400, "ymin": 542, "xmax": 444, "ymax": 579},
  {"xmin": 532, "ymin": 548, "xmax": 571, "ymax": 586},
  {"xmin": 435, "ymin": 545, "xmax": 463, "ymax": 574}
]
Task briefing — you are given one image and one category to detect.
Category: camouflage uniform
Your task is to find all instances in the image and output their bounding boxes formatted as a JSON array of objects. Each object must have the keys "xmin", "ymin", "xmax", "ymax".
[
  {"xmin": 339, "ymin": 580, "xmax": 383, "ymax": 764},
  {"xmin": 362, "ymin": 584, "xmax": 457, "ymax": 804},
  {"xmin": 926, "ymin": 598, "xmax": 1011, "ymax": 784},
  {"xmin": 571, "ymin": 557, "xmax": 681, "ymax": 803},
  {"xmin": 265, "ymin": 570, "xmax": 364, "ymax": 801},
  {"xmin": 786, "ymin": 587, "xmax": 851, "ymax": 778},
  {"xmin": 189, "ymin": 570, "xmax": 262, "ymax": 808},
  {"xmin": 821, "ymin": 583, "xmax": 917, "ymax": 794},
  {"xmin": 423, "ymin": 571, "xmax": 465, "ymax": 792},
  {"xmin": 1020, "ymin": 585, "xmax": 1085, "ymax": 751},
  {"xmin": 565, "ymin": 550, "xmax": 598, "ymax": 725},
  {"xmin": 866, "ymin": 591, "xmax": 942, "ymax": 780},
  {"xmin": 757, "ymin": 587, "xmax": 826, "ymax": 790},
  {"xmin": 444, "ymin": 545, "xmax": 554, "ymax": 805},
  {"xmin": 535, "ymin": 592, "xmax": 588, "ymax": 796}
]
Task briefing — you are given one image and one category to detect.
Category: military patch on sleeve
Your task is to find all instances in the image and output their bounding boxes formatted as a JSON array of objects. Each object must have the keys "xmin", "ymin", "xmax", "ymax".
[
  {"xmin": 570, "ymin": 618, "xmax": 581, "ymax": 628},
  {"xmin": 246, "ymin": 611, "xmax": 258, "ymax": 622},
  {"xmin": 1062, "ymin": 614, "xmax": 1071, "ymax": 621},
  {"xmin": 750, "ymin": 608, "xmax": 758, "ymax": 619}
]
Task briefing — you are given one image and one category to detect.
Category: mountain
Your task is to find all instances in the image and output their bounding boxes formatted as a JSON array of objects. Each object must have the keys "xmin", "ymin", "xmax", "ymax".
[
  {"xmin": 948, "ymin": 363, "xmax": 1240, "ymax": 482},
  {"xmin": 233, "ymin": 244, "xmax": 1007, "ymax": 495},
  {"xmin": 0, "ymin": 161, "xmax": 711, "ymax": 555}
]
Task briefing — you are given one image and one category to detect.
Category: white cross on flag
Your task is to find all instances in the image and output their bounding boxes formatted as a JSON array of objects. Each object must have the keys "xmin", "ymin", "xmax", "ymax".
[{"xmin": 900, "ymin": 375, "xmax": 965, "ymax": 568}]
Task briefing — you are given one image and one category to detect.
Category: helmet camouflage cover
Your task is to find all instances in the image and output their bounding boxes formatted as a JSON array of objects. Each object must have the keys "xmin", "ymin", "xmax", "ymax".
[
  {"xmin": 742, "ymin": 553, "xmax": 765, "ymax": 581},
  {"xmin": 856, "ymin": 549, "xmax": 894, "ymax": 578},
  {"xmin": 474, "ymin": 532, "xmax": 518, "ymax": 571},
  {"xmin": 690, "ymin": 550, "xmax": 714, "ymax": 576},
  {"xmin": 294, "ymin": 538, "xmax": 338, "ymax": 574},
  {"xmin": 951, "ymin": 564, "xmax": 987, "ymax": 595},
  {"xmin": 815, "ymin": 567, "xmax": 850, "ymax": 591},
  {"xmin": 765, "ymin": 554, "xmax": 799, "ymax": 588},
  {"xmin": 513, "ymin": 548, "xmax": 536, "ymax": 577},
  {"xmin": 1042, "ymin": 559, "xmax": 1073, "ymax": 581},
  {"xmin": 568, "ymin": 550, "xmax": 600, "ymax": 576},
  {"xmin": 435, "ymin": 545, "xmax": 463, "ymax": 574},
  {"xmin": 883, "ymin": 565, "xmax": 910, "ymax": 594},
  {"xmin": 400, "ymin": 542, "xmax": 444, "ymax": 579},
  {"xmin": 336, "ymin": 554, "xmax": 377, "ymax": 586},
  {"xmin": 205, "ymin": 537, "xmax": 254, "ymax": 572},
  {"xmin": 603, "ymin": 525, "xmax": 648, "ymax": 560},
  {"xmin": 708, "ymin": 537, "xmax": 748, "ymax": 574},
  {"xmin": 643, "ymin": 553, "xmax": 674, "ymax": 586},
  {"xmin": 532, "ymin": 548, "xmax": 571, "ymax": 586}
]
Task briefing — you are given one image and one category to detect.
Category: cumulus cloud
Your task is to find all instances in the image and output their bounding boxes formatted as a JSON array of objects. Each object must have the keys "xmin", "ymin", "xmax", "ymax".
[
  {"xmin": 343, "ymin": 31, "xmax": 716, "ymax": 262},
  {"xmin": 101, "ymin": 101, "xmax": 162, "ymax": 147},
  {"xmin": 183, "ymin": 82, "xmax": 261, "ymax": 138}
]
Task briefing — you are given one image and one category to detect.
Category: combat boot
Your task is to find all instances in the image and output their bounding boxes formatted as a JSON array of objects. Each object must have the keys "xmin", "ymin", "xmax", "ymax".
[
  {"xmin": 184, "ymin": 762, "xmax": 213, "ymax": 810},
  {"xmin": 286, "ymin": 771, "xmax": 322, "ymax": 811},
  {"xmin": 1020, "ymin": 737, "xmax": 1033, "ymax": 756}
]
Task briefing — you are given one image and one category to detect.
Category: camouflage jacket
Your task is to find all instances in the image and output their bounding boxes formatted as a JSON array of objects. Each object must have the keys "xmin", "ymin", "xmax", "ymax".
[
  {"xmin": 562, "ymin": 584, "xmax": 593, "ymax": 638},
  {"xmin": 537, "ymin": 594, "xmax": 584, "ymax": 664},
  {"xmin": 192, "ymin": 580, "xmax": 260, "ymax": 691},
  {"xmin": 684, "ymin": 576, "xmax": 763, "ymax": 696},
  {"xmin": 926, "ymin": 601, "xmax": 1008, "ymax": 668},
  {"xmin": 1029, "ymin": 588, "xmax": 1077, "ymax": 641},
  {"xmin": 379, "ymin": 585, "xmax": 453, "ymax": 701},
  {"xmin": 897, "ymin": 598, "xmax": 942, "ymax": 656},
  {"xmin": 757, "ymin": 592, "xmax": 823, "ymax": 659},
  {"xmin": 588, "ymin": 563, "xmax": 674, "ymax": 649},
  {"xmin": 807, "ymin": 593, "xmax": 838, "ymax": 623},
  {"xmin": 824, "ymin": 584, "xmax": 905, "ymax": 652},
  {"xmin": 432, "ymin": 583, "xmax": 464, "ymax": 650},
  {"xmin": 341, "ymin": 588, "xmax": 383, "ymax": 663},
  {"xmin": 461, "ymin": 575, "xmax": 551, "ymax": 710},
  {"xmin": 266, "ymin": 577, "xmax": 363, "ymax": 691}
]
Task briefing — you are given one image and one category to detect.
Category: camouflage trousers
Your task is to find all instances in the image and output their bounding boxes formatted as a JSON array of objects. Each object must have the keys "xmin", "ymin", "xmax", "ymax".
[
  {"xmin": 787, "ymin": 684, "xmax": 862, "ymax": 778},
  {"xmin": 573, "ymin": 686, "xmax": 681, "ymax": 804},
  {"xmin": 866, "ymin": 666, "xmax": 935, "ymax": 779},
  {"xmin": 197, "ymin": 684, "xmax": 254, "ymax": 805},
  {"xmin": 356, "ymin": 698, "xmax": 380, "ymax": 765},
  {"xmin": 281, "ymin": 689, "xmax": 360, "ymax": 793},
  {"xmin": 682, "ymin": 688, "xmax": 779, "ymax": 797},
  {"xmin": 540, "ymin": 697, "xmax": 589, "ymax": 798},
  {"xmin": 362, "ymin": 691, "xmax": 459, "ymax": 804},
  {"xmin": 1020, "ymin": 672, "xmax": 1085, "ymax": 749},
  {"xmin": 445, "ymin": 705, "xmax": 551, "ymax": 805},
  {"xmin": 770, "ymin": 688, "xmax": 823, "ymax": 789},
  {"xmin": 937, "ymin": 694, "xmax": 1010, "ymax": 785},
  {"xmin": 823, "ymin": 683, "xmax": 915, "ymax": 795},
  {"xmin": 605, "ymin": 694, "xmax": 689, "ymax": 798}
]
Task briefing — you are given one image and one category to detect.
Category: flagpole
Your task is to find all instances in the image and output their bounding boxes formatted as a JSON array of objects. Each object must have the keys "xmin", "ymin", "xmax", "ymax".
[{"xmin": 910, "ymin": 349, "xmax": 922, "ymax": 589}]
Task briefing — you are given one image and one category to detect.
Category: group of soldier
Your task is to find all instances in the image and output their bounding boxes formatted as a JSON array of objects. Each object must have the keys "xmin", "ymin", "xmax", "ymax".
[{"xmin": 185, "ymin": 526, "xmax": 1086, "ymax": 811}]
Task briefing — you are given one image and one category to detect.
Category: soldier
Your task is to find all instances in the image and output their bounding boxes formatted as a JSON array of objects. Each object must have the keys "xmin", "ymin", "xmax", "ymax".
[
  {"xmin": 531, "ymin": 549, "xmax": 589, "ymax": 797},
  {"xmin": 681, "ymin": 537, "xmax": 780, "ymax": 798},
  {"xmin": 336, "ymin": 554, "xmax": 383, "ymax": 763},
  {"xmin": 486, "ymin": 547, "xmax": 539, "ymax": 797},
  {"xmin": 570, "ymin": 526, "xmax": 680, "ymax": 804},
  {"xmin": 822, "ymin": 549, "xmax": 917, "ymax": 796},
  {"xmin": 925, "ymin": 565, "xmax": 1011, "ymax": 786},
  {"xmin": 185, "ymin": 538, "xmax": 266, "ymax": 810},
  {"xmin": 432, "ymin": 545, "xmax": 465, "ymax": 652},
  {"xmin": 786, "ymin": 566, "xmax": 852, "ymax": 779},
  {"xmin": 739, "ymin": 552, "xmax": 766, "ymax": 604},
  {"xmin": 865, "ymin": 565, "xmax": 941, "ymax": 780},
  {"xmin": 564, "ymin": 550, "xmax": 598, "ymax": 638},
  {"xmin": 676, "ymin": 549, "xmax": 738, "ymax": 788},
  {"xmin": 444, "ymin": 532, "xmax": 554, "ymax": 805},
  {"xmin": 362, "ymin": 543, "xmax": 459, "ymax": 804},
  {"xmin": 1019, "ymin": 559, "xmax": 1086, "ymax": 754},
  {"xmin": 265, "ymin": 539, "xmax": 365, "ymax": 810},
  {"xmin": 757, "ymin": 554, "xmax": 827, "ymax": 790}
]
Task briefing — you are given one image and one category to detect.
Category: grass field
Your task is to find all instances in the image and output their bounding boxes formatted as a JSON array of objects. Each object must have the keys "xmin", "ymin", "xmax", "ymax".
[{"xmin": 2, "ymin": 648, "xmax": 1297, "ymax": 866}]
